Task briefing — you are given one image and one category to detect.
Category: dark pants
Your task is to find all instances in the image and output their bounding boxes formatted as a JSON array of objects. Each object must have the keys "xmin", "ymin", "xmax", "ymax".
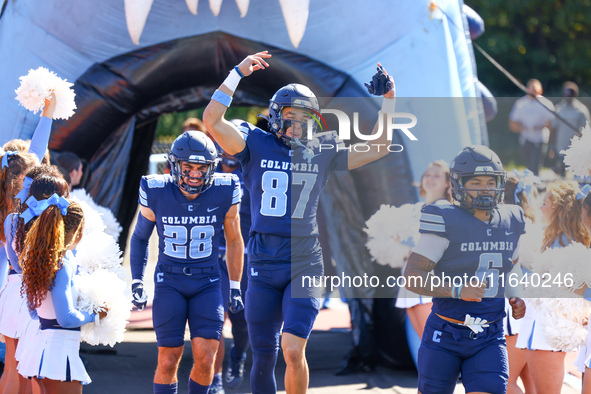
[{"xmin": 520, "ymin": 140, "xmax": 546, "ymax": 176}]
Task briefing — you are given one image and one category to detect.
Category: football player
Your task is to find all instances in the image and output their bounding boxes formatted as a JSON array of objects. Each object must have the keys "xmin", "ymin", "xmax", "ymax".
[
  {"xmin": 211, "ymin": 136, "xmax": 252, "ymax": 393},
  {"xmin": 130, "ymin": 132, "xmax": 244, "ymax": 394},
  {"xmin": 203, "ymin": 51, "xmax": 395, "ymax": 394},
  {"xmin": 404, "ymin": 145, "xmax": 527, "ymax": 394}
]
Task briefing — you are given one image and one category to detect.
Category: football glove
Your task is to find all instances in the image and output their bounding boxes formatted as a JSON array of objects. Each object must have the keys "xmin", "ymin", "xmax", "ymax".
[
  {"xmin": 228, "ymin": 288, "xmax": 244, "ymax": 314},
  {"xmin": 132, "ymin": 282, "xmax": 148, "ymax": 311},
  {"xmin": 364, "ymin": 64, "xmax": 393, "ymax": 96}
]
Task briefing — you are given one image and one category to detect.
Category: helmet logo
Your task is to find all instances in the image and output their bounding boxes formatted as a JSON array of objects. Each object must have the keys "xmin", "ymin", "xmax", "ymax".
[
  {"xmin": 475, "ymin": 166, "xmax": 494, "ymax": 173},
  {"xmin": 189, "ymin": 155, "xmax": 206, "ymax": 161},
  {"xmin": 293, "ymin": 98, "xmax": 313, "ymax": 107}
]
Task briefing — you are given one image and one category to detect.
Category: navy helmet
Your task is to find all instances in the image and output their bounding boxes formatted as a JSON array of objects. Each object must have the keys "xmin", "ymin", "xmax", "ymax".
[
  {"xmin": 450, "ymin": 145, "xmax": 506, "ymax": 210},
  {"xmin": 168, "ymin": 131, "xmax": 218, "ymax": 194},
  {"xmin": 267, "ymin": 83, "xmax": 320, "ymax": 147}
]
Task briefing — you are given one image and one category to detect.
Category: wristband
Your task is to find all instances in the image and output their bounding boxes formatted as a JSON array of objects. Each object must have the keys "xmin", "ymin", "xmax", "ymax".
[
  {"xmin": 212, "ymin": 89, "xmax": 233, "ymax": 107},
  {"xmin": 234, "ymin": 66, "xmax": 244, "ymax": 78},
  {"xmin": 230, "ymin": 280, "xmax": 241, "ymax": 290},
  {"xmin": 452, "ymin": 284, "xmax": 463, "ymax": 299},
  {"xmin": 381, "ymin": 97, "xmax": 396, "ymax": 114},
  {"xmin": 223, "ymin": 68, "xmax": 243, "ymax": 92},
  {"xmin": 584, "ymin": 287, "xmax": 591, "ymax": 302}
]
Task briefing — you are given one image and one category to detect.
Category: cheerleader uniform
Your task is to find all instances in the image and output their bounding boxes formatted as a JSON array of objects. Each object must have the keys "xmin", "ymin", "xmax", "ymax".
[
  {"xmin": 516, "ymin": 235, "xmax": 568, "ymax": 351},
  {"xmin": 0, "ymin": 116, "xmax": 52, "ymax": 342},
  {"xmin": 18, "ymin": 251, "xmax": 96, "ymax": 384}
]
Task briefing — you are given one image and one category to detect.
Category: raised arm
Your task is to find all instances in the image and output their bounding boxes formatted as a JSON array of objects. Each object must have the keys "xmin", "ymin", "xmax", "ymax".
[
  {"xmin": 348, "ymin": 64, "xmax": 396, "ymax": 170},
  {"xmin": 203, "ymin": 51, "xmax": 271, "ymax": 155},
  {"xmin": 28, "ymin": 94, "xmax": 56, "ymax": 163}
]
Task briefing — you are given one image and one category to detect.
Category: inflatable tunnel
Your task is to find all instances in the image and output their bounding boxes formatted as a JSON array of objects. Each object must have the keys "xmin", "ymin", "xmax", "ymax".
[{"xmin": 0, "ymin": 0, "xmax": 492, "ymax": 370}]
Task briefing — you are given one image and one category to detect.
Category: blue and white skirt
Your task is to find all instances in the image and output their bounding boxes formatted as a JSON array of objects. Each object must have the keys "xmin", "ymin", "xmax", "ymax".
[{"xmin": 18, "ymin": 329, "xmax": 91, "ymax": 384}]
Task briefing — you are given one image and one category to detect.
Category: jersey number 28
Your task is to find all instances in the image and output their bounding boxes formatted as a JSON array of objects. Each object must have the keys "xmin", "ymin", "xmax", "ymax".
[{"xmin": 163, "ymin": 225, "xmax": 214, "ymax": 259}]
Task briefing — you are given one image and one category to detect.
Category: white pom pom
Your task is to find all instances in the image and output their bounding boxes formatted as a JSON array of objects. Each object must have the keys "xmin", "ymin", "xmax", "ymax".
[
  {"xmin": 76, "ymin": 200, "xmax": 107, "ymax": 237},
  {"xmin": 530, "ymin": 242, "xmax": 591, "ymax": 291},
  {"xmin": 518, "ymin": 219, "xmax": 544, "ymax": 271},
  {"xmin": 561, "ymin": 122, "xmax": 591, "ymax": 178},
  {"xmin": 538, "ymin": 298, "xmax": 591, "ymax": 352},
  {"xmin": 365, "ymin": 203, "xmax": 421, "ymax": 269},
  {"xmin": 72, "ymin": 231, "xmax": 126, "ymax": 280},
  {"xmin": 14, "ymin": 67, "xmax": 76, "ymax": 120},
  {"xmin": 71, "ymin": 189, "xmax": 122, "ymax": 240},
  {"xmin": 75, "ymin": 270, "xmax": 132, "ymax": 347}
]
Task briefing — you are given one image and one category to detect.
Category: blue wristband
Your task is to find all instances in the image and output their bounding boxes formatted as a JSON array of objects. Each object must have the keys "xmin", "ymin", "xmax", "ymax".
[
  {"xmin": 584, "ymin": 287, "xmax": 591, "ymax": 302},
  {"xmin": 234, "ymin": 66, "xmax": 244, "ymax": 78},
  {"xmin": 212, "ymin": 89, "xmax": 233, "ymax": 107}
]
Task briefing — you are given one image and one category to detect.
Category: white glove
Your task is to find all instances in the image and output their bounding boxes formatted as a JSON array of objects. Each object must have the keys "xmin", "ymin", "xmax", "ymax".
[{"xmin": 463, "ymin": 314, "xmax": 489, "ymax": 334}]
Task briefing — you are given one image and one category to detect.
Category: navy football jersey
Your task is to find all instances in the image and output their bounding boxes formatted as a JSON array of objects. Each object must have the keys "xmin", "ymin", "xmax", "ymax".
[
  {"xmin": 234, "ymin": 123, "xmax": 348, "ymax": 239},
  {"xmin": 418, "ymin": 203, "xmax": 526, "ymax": 322},
  {"xmin": 138, "ymin": 173, "xmax": 241, "ymax": 268}
]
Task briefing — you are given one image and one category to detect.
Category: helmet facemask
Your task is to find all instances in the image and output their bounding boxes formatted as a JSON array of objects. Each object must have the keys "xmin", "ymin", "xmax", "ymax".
[
  {"xmin": 451, "ymin": 172, "xmax": 506, "ymax": 210},
  {"xmin": 275, "ymin": 110, "xmax": 320, "ymax": 148},
  {"xmin": 169, "ymin": 155, "xmax": 218, "ymax": 195}
]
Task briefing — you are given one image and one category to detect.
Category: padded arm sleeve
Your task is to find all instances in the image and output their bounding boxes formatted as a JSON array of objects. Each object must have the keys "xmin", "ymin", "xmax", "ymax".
[
  {"xmin": 411, "ymin": 233, "xmax": 450, "ymax": 264},
  {"xmin": 130, "ymin": 213, "xmax": 156, "ymax": 282}
]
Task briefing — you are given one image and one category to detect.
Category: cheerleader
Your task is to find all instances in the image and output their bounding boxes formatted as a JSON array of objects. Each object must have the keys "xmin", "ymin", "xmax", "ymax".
[
  {"xmin": 395, "ymin": 160, "xmax": 451, "ymax": 365},
  {"xmin": 0, "ymin": 96, "xmax": 55, "ymax": 393},
  {"xmin": 17, "ymin": 197, "xmax": 106, "ymax": 393},
  {"xmin": 503, "ymin": 174, "xmax": 540, "ymax": 394},
  {"xmin": 574, "ymin": 189, "xmax": 591, "ymax": 393},
  {"xmin": 516, "ymin": 181, "xmax": 590, "ymax": 394}
]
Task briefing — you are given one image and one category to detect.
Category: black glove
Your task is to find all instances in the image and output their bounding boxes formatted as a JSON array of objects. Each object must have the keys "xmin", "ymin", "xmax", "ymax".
[
  {"xmin": 364, "ymin": 64, "xmax": 393, "ymax": 96},
  {"xmin": 228, "ymin": 288, "xmax": 244, "ymax": 314},
  {"xmin": 132, "ymin": 282, "xmax": 148, "ymax": 311}
]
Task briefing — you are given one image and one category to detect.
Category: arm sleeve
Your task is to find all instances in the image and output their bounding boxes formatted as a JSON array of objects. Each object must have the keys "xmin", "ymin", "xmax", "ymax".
[
  {"xmin": 411, "ymin": 233, "xmax": 450, "ymax": 263},
  {"xmin": 4, "ymin": 214, "xmax": 20, "ymax": 272},
  {"xmin": 0, "ymin": 246, "xmax": 8, "ymax": 290},
  {"xmin": 130, "ymin": 213, "xmax": 156, "ymax": 282},
  {"xmin": 27, "ymin": 116, "xmax": 52, "ymax": 162},
  {"xmin": 52, "ymin": 262, "xmax": 95, "ymax": 328}
]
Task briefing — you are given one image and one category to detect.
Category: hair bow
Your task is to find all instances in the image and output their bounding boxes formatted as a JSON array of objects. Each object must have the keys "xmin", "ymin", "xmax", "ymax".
[
  {"xmin": 514, "ymin": 181, "xmax": 532, "ymax": 204},
  {"xmin": 1, "ymin": 151, "xmax": 18, "ymax": 169},
  {"xmin": 15, "ymin": 177, "xmax": 33, "ymax": 202},
  {"xmin": 577, "ymin": 184, "xmax": 591, "ymax": 200},
  {"xmin": 20, "ymin": 194, "xmax": 70, "ymax": 224}
]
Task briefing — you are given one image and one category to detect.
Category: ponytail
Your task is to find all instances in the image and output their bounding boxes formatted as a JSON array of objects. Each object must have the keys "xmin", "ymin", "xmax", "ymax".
[{"xmin": 20, "ymin": 205, "xmax": 66, "ymax": 309}]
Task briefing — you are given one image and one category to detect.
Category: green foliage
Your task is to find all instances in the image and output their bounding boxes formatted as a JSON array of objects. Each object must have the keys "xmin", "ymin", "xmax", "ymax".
[
  {"xmin": 155, "ymin": 106, "xmax": 267, "ymax": 140},
  {"xmin": 469, "ymin": 0, "xmax": 591, "ymax": 96}
]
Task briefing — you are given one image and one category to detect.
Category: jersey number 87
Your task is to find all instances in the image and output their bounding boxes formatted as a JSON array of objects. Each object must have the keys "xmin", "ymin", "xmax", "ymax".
[{"xmin": 260, "ymin": 171, "xmax": 317, "ymax": 219}]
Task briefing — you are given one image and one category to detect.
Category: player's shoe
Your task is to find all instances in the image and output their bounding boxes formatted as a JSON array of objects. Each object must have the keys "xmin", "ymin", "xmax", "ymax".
[
  {"xmin": 224, "ymin": 357, "xmax": 245, "ymax": 391},
  {"xmin": 208, "ymin": 381, "xmax": 225, "ymax": 394}
]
